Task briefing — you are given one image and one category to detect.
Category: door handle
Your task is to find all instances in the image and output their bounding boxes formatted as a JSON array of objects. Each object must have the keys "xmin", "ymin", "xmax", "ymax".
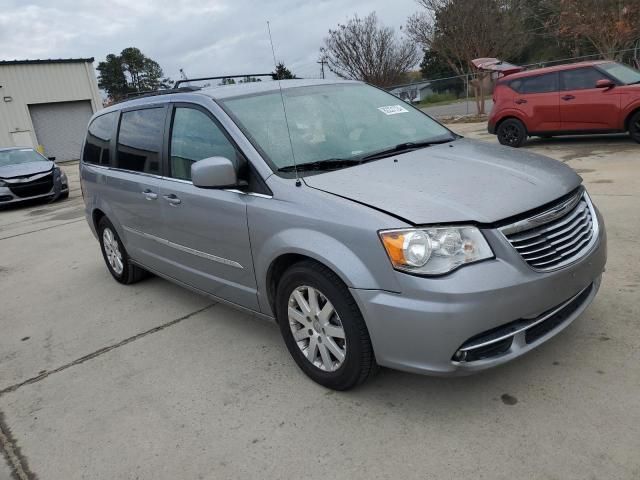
[
  {"xmin": 163, "ymin": 193, "xmax": 182, "ymax": 206},
  {"xmin": 561, "ymin": 95, "xmax": 575, "ymax": 101},
  {"xmin": 142, "ymin": 189, "xmax": 158, "ymax": 200},
  {"xmin": 515, "ymin": 99, "xmax": 527, "ymax": 104}
]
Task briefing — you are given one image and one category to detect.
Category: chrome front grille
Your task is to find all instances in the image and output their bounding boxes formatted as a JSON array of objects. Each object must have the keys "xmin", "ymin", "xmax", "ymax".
[{"xmin": 500, "ymin": 189, "xmax": 598, "ymax": 271}]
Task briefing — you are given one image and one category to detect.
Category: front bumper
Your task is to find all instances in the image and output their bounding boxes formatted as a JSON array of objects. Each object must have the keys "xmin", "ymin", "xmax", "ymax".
[
  {"xmin": 351, "ymin": 211, "xmax": 607, "ymax": 376},
  {"xmin": 0, "ymin": 174, "xmax": 68, "ymax": 205}
]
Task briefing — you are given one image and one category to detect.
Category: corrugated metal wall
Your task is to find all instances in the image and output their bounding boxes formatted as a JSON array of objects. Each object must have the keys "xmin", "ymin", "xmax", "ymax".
[{"xmin": 0, "ymin": 61, "xmax": 102, "ymax": 155}]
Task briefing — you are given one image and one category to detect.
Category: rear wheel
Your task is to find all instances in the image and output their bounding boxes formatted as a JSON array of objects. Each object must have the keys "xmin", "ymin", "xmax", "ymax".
[
  {"xmin": 497, "ymin": 118, "xmax": 527, "ymax": 147},
  {"xmin": 629, "ymin": 111, "xmax": 640, "ymax": 144},
  {"xmin": 98, "ymin": 217, "xmax": 147, "ymax": 284},
  {"xmin": 275, "ymin": 260, "xmax": 376, "ymax": 390}
]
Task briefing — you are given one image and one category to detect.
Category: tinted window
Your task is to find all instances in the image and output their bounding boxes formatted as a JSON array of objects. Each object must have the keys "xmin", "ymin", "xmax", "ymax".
[
  {"xmin": 83, "ymin": 112, "xmax": 117, "ymax": 165},
  {"xmin": 116, "ymin": 108, "xmax": 165, "ymax": 174},
  {"xmin": 561, "ymin": 67, "xmax": 609, "ymax": 90},
  {"xmin": 169, "ymin": 107, "xmax": 238, "ymax": 181},
  {"xmin": 518, "ymin": 73, "xmax": 558, "ymax": 94}
]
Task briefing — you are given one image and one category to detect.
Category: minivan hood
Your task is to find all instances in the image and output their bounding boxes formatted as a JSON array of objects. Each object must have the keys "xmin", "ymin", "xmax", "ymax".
[
  {"xmin": 303, "ymin": 138, "xmax": 581, "ymax": 224},
  {"xmin": 0, "ymin": 161, "xmax": 53, "ymax": 179}
]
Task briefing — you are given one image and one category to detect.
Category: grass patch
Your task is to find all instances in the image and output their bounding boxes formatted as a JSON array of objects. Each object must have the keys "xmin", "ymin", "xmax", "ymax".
[{"xmin": 416, "ymin": 93, "xmax": 459, "ymax": 107}]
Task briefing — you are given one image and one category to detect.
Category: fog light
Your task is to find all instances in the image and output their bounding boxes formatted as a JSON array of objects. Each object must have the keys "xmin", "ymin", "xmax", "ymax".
[{"xmin": 453, "ymin": 350, "xmax": 467, "ymax": 362}]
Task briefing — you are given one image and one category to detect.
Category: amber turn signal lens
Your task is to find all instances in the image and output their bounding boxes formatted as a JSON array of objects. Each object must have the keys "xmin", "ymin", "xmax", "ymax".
[{"xmin": 380, "ymin": 231, "xmax": 406, "ymax": 266}]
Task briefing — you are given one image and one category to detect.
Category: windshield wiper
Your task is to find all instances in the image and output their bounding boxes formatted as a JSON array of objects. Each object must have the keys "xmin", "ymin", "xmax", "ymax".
[
  {"xmin": 359, "ymin": 137, "xmax": 456, "ymax": 162},
  {"xmin": 277, "ymin": 158, "xmax": 362, "ymax": 173}
]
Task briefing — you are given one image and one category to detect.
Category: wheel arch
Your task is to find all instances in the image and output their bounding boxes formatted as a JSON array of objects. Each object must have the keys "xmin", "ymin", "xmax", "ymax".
[
  {"xmin": 92, "ymin": 208, "xmax": 106, "ymax": 232},
  {"xmin": 496, "ymin": 115, "xmax": 527, "ymax": 133},
  {"xmin": 624, "ymin": 106, "xmax": 640, "ymax": 131},
  {"xmin": 257, "ymin": 229, "xmax": 398, "ymax": 318},
  {"xmin": 266, "ymin": 254, "xmax": 330, "ymax": 315}
]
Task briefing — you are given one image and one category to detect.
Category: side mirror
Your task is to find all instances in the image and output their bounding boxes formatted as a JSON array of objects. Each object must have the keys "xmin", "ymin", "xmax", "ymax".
[
  {"xmin": 596, "ymin": 79, "xmax": 615, "ymax": 89},
  {"xmin": 191, "ymin": 157, "xmax": 237, "ymax": 188},
  {"xmin": 48, "ymin": 156, "xmax": 56, "ymax": 162}
]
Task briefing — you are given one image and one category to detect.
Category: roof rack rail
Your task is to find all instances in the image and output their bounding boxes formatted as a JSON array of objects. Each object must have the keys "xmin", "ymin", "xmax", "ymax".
[
  {"xmin": 174, "ymin": 73, "xmax": 273, "ymax": 88},
  {"xmin": 124, "ymin": 85, "xmax": 201, "ymax": 99}
]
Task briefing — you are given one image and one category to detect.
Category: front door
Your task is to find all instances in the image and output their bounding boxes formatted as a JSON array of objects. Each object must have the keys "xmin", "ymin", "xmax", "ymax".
[
  {"xmin": 158, "ymin": 104, "xmax": 259, "ymax": 311},
  {"xmin": 559, "ymin": 67, "xmax": 621, "ymax": 131}
]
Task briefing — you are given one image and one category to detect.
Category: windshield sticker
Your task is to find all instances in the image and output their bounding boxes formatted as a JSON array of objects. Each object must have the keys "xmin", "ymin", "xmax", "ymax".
[{"xmin": 378, "ymin": 105, "xmax": 409, "ymax": 115}]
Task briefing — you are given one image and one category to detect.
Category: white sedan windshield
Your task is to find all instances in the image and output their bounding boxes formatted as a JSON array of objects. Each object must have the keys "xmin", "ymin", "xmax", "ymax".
[{"xmin": 0, "ymin": 149, "xmax": 48, "ymax": 167}]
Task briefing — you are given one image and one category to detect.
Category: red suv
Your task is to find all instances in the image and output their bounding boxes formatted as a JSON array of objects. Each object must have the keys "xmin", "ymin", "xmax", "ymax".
[{"xmin": 488, "ymin": 61, "xmax": 640, "ymax": 147}]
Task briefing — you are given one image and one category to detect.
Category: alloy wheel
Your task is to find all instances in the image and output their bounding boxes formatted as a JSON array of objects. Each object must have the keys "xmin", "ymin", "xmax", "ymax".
[
  {"xmin": 288, "ymin": 286, "xmax": 347, "ymax": 372},
  {"xmin": 102, "ymin": 227, "xmax": 124, "ymax": 276},
  {"xmin": 500, "ymin": 124, "xmax": 520, "ymax": 146}
]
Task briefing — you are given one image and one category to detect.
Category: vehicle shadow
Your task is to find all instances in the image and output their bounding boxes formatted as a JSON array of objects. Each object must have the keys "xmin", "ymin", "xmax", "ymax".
[{"xmin": 525, "ymin": 133, "xmax": 634, "ymax": 148}]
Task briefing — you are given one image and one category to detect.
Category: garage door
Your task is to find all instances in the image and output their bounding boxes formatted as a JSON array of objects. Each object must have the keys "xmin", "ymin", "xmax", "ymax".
[{"xmin": 29, "ymin": 100, "xmax": 94, "ymax": 161}]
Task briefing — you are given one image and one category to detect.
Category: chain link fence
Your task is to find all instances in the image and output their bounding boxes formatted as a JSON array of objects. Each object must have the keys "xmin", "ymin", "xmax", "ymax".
[{"xmin": 389, "ymin": 48, "xmax": 640, "ymax": 118}]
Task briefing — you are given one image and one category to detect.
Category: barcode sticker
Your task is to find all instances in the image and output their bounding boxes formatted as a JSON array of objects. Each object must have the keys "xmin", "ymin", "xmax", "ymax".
[{"xmin": 377, "ymin": 105, "xmax": 409, "ymax": 115}]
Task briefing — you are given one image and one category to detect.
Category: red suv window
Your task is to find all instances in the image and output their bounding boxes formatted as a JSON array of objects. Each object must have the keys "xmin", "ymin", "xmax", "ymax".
[
  {"xmin": 510, "ymin": 73, "xmax": 558, "ymax": 94},
  {"xmin": 560, "ymin": 67, "xmax": 610, "ymax": 90}
]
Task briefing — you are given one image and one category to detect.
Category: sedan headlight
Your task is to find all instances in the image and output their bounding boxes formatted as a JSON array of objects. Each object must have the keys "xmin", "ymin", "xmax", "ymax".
[
  {"xmin": 0, "ymin": 179, "xmax": 7, "ymax": 187},
  {"xmin": 379, "ymin": 226, "xmax": 493, "ymax": 275}
]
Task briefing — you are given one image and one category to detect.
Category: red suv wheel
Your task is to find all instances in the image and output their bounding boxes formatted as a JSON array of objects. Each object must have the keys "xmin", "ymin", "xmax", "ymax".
[{"xmin": 497, "ymin": 118, "xmax": 527, "ymax": 148}]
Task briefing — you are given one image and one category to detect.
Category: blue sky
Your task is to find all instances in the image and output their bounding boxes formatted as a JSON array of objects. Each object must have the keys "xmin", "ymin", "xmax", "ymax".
[{"xmin": 0, "ymin": 0, "xmax": 420, "ymax": 81}]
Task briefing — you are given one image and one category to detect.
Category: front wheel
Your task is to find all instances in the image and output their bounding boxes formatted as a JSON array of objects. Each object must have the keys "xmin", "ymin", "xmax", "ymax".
[
  {"xmin": 275, "ymin": 261, "xmax": 376, "ymax": 390},
  {"xmin": 629, "ymin": 111, "xmax": 640, "ymax": 144},
  {"xmin": 497, "ymin": 118, "xmax": 527, "ymax": 147}
]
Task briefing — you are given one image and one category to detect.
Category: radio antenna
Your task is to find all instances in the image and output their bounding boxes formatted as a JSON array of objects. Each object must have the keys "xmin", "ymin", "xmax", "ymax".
[{"xmin": 267, "ymin": 20, "xmax": 301, "ymax": 187}]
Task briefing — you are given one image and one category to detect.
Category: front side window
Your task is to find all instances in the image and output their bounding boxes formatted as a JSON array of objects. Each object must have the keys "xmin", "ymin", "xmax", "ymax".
[
  {"xmin": 598, "ymin": 62, "xmax": 640, "ymax": 85},
  {"xmin": 83, "ymin": 112, "xmax": 117, "ymax": 165},
  {"xmin": 561, "ymin": 67, "xmax": 609, "ymax": 91},
  {"xmin": 169, "ymin": 107, "xmax": 238, "ymax": 181},
  {"xmin": 116, "ymin": 108, "xmax": 165, "ymax": 174},
  {"xmin": 220, "ymin": 83, "xmax": 453, "ymax": 172}
]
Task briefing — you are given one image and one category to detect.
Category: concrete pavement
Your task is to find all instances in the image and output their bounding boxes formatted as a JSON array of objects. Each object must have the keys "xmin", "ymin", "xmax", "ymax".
[{"xmin": 1, "ymin": 132, "xmax": 639, "ymax": 479}]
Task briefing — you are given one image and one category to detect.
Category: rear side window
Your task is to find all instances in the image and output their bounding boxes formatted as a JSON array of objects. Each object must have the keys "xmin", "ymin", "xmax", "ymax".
[
  {"xmin": 169, "ymin": 107, "xmax": 239, "ymax": 181},
  {"xmin": 83, "ymin": 112, "xmax": 117, "ymax": 165},
  {"xmin": 116, "ymin": 108, "xmax": 165, "ymax": 174},
  {"xmin": 511, "ymin": 73, "xmax": 558, "ymax": 94},
  {"xmin": 561, "ymin": 67, "xmax": 609, "ymax": 90}
]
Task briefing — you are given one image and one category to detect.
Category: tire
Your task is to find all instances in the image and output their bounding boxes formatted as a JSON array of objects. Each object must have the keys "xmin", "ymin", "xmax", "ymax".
[
  {"xmin": 59, "ymin": 191, "xmax": 69, "ymax": 200},
  {"xmin": 275, "ymin": 260, "xmax": 376, "ymax": 390},
  {"xmin": 497, "ymin": 118, "xmax": 527, "ymax": 147},
  {"xmin": 97, "ymin": 217, "xmax": 147, "ymax": 284},
  {"xmin": 629, "ymin": 111, "xmax": 640, "ymax": 144}
]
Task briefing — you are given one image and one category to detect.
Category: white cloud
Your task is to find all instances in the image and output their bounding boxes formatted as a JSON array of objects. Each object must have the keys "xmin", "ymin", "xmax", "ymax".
[{"xmin": 0, "ymin": 0, "xmax": 418, "ymax": 81}]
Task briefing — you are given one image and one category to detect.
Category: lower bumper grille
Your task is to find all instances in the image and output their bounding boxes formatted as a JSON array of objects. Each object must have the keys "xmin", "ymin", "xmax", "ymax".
[
  {"xmin": 453, "ymin": 282, "xmax": 594, "ymax": 363},
  {"xmin": 524, "ymin": 284, "xmax": 592, "ymax": 344},
  {"xmin": 7, "ymin": 174, "xmax": 53, "ymax": 198}
]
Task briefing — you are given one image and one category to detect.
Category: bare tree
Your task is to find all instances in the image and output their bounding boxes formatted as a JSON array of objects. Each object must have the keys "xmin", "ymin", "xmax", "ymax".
[
  {"xmin": 553, "ymin": 0, "xmax": 640, "ymax": 60},
  {"xmin": 407, "ymin": 0, "xmax": 530, "ymax": 113},
  {"xmin": 321, "ymin": 12, "xmax": 420, "ymax": 88}
]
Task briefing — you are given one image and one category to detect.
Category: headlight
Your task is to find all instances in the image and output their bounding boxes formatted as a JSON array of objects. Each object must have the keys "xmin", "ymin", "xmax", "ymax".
[
  {"xmin": 0, "ymin": 179, "xmax": 7, "ymax": 187},
  {"xmin": 379, "ymin": 226, "xmax": 493, "ymax": 275}
]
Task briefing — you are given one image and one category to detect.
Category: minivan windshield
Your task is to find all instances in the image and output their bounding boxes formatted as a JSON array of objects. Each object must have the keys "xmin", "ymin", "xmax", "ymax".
[
  {"xmin": 0, "ymin": 149, "xmax": 48, "ymax": 167},
  {"xmin": 599, "ymin": 62, "xmax": 640, "ymax": 85},
  {"xmin": 220, "ymin": 83, "xmax": 455, "ymax": 174}
]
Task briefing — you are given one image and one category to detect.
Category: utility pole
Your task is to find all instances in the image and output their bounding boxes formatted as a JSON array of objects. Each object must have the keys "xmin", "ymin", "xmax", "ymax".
[{"xmin": 317, "ymin": 59, "xmax": 327, "ymax": 79}]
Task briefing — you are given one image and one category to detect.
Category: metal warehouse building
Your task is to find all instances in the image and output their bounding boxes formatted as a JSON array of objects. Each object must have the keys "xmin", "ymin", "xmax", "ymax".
[{"xmin": 0, "ymin": 58, "xmax": 102, "ymax": 161}]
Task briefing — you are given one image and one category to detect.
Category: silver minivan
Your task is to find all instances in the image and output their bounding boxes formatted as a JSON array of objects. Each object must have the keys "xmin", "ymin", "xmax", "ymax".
[{"xmin": 80, "ymin": 79, "xmax": 606, "ymax": 390}]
